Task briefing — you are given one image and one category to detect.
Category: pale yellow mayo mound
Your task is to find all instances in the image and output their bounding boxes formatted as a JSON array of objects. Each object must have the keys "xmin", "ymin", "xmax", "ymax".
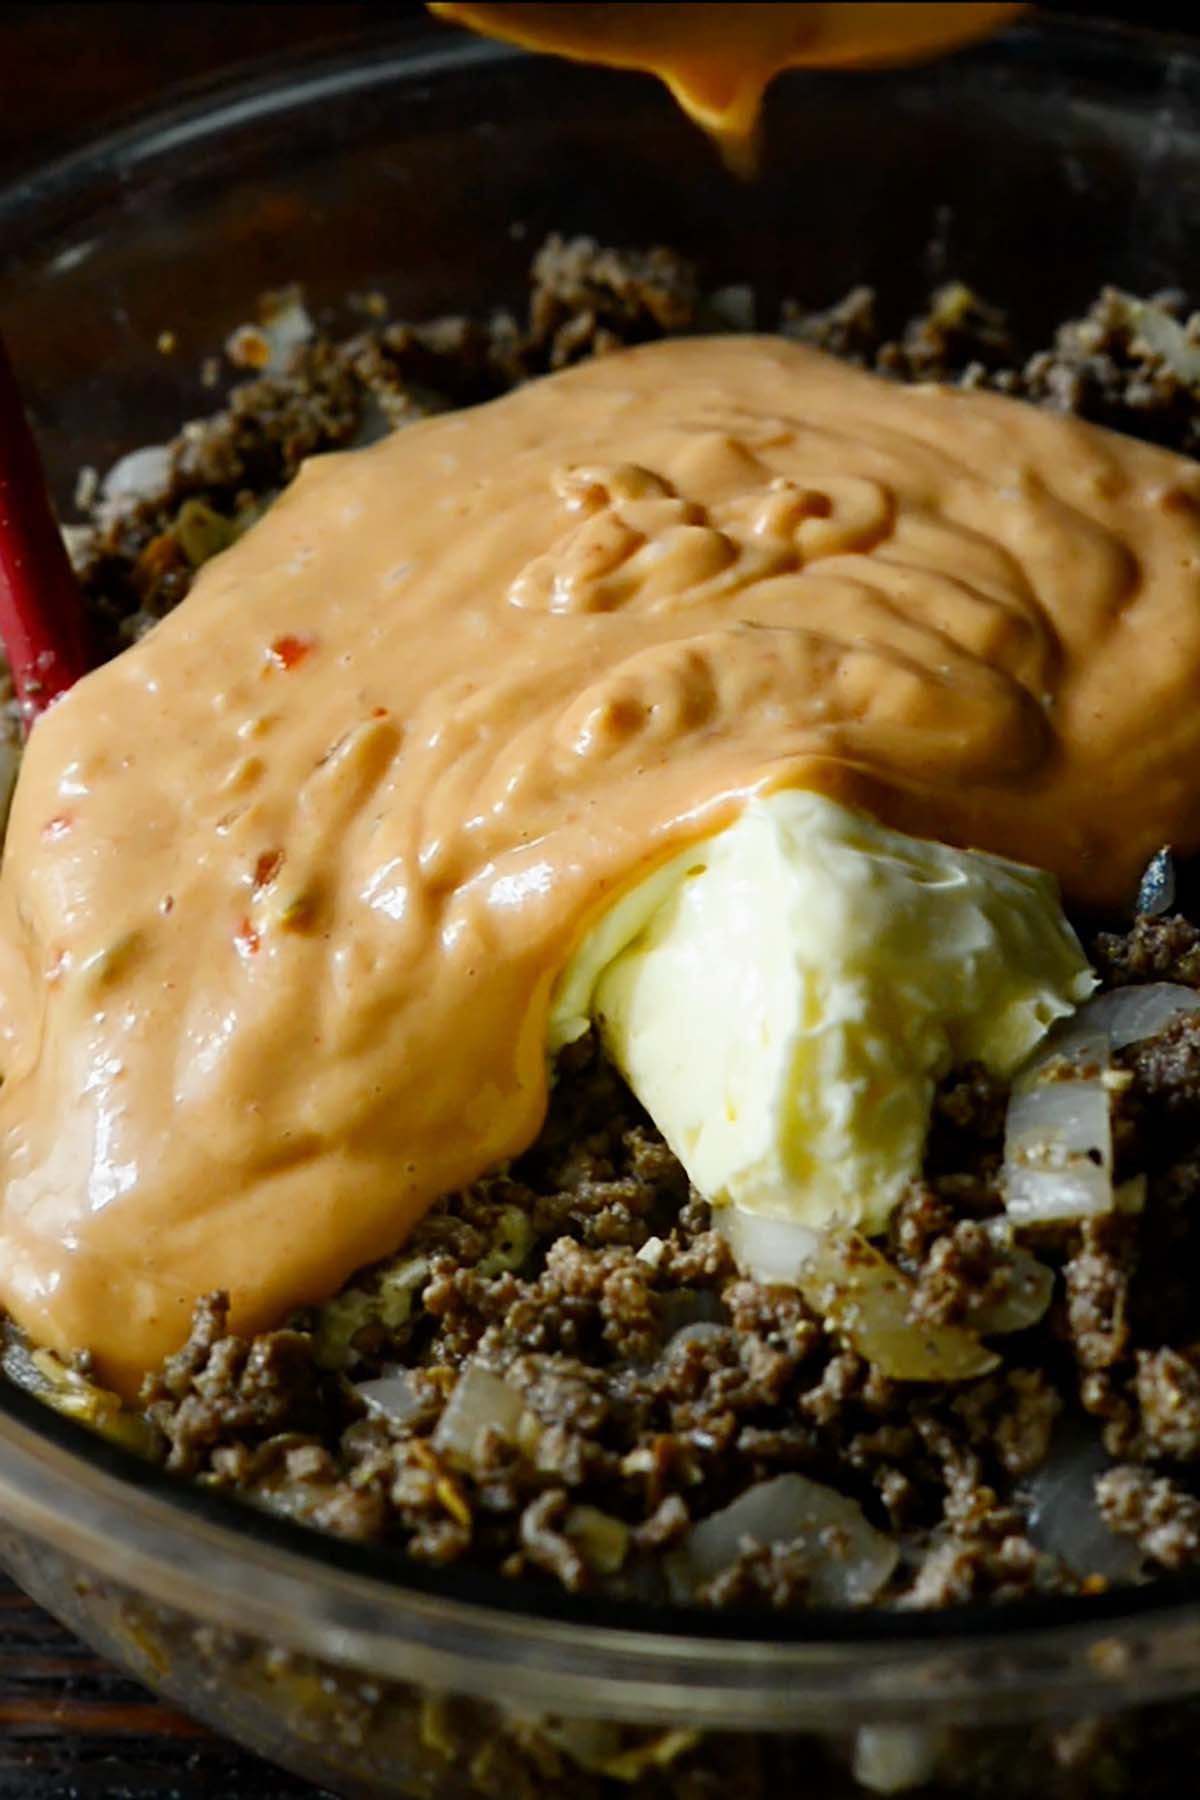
[
  {"xmin": 2, "ymin": 334, "xmax": 1200, "ymax": 1390},
  {"xmin": 552, "ymin": 789, "xmax": 1094, "ymax": 1236}
]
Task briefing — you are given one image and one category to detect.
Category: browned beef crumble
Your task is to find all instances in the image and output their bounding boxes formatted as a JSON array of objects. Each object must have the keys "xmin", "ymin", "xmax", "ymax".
[
  {"xmin": 1097, "ymin": 1464, "xmax": 1200, "ymax": 1570},
  {"xmin": 1094, "ymin": 913, "xmax": 1200, "ymax": 989},
  {"xmin": 18, "ymin": 236, "xmax": 1200, "ymax": 1645}
]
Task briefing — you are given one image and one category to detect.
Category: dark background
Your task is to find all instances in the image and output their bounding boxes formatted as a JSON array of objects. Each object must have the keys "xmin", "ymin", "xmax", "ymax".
[
  {"xmin": 0, "ymin": 1, "xmax": 1196, "ymax": 184},
  {"xmin": 0, "ymin": 3, "xmax": 1197, "ymax": 1797}
]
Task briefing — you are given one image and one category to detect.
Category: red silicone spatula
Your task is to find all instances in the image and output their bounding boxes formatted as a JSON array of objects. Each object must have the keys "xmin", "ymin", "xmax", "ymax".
[{"xmin": 0, "ymin": 336, "xmax": 89, "ymax": 728}]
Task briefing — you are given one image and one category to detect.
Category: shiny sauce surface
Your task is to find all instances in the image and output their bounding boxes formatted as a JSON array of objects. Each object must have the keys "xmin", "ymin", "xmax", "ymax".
[{"xmin": 3, "ymin": 336, "xmax": 1200, "ymax": 1389}]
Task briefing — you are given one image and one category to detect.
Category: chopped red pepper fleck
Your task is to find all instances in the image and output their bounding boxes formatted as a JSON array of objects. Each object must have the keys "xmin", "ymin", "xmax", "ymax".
[
  {"xmin": 41, "ymin": 813, "xmax": 72, "ymax": 840},
  {"xmin": 267, "ymin": 634, "xmax": 314, "ymax": 672},
  {"xmin": 234, "ymin": 917, "xmax": 261, "ymax": 958},
  {"xmin": 253, "ymin": 848, "xmax": 284, "ymax": 892}
]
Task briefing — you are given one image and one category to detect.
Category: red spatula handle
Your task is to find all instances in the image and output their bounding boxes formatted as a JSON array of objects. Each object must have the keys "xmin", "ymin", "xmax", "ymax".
[{"xmin": 0, "ymin": 337, "xmax": 89, "ymax": 727}]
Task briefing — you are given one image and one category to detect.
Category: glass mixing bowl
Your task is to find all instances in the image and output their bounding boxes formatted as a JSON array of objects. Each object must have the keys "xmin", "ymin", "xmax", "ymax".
[{"xmin": 4, "ymin": 14, "xmax": 1200, "ymax": 1796}]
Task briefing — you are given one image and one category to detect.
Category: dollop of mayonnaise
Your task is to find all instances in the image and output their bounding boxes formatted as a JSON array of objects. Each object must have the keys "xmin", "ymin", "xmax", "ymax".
[{"xmin": 552, "ymin": 789, "xmax": 1094, "ymax": 1236}]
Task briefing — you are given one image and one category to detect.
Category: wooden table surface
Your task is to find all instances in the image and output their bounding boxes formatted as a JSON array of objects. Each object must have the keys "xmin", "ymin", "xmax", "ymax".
[
  {"xmin": 0, "ymin": 2, "xmax": 1193, "ymax": 1796},
  {"xmin": 0, "ymin": 1574, "xmax": 329, "ymax": 1799}
]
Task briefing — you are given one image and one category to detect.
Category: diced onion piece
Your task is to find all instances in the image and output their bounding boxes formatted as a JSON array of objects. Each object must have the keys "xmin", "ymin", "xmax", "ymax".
[
  {"xmin": 1122, "ymin": 293, "xmax": 1200, "ymax": 386},
  {"xmin": 1026, "ymin": 1425, "xmax": 1142, "ymax": 1584},
  {"xmin": 1005, "ymin": 985, "xmax": 1200, "ymax": 1224},
  {"xmin": 853, "ymin": 1726, "xmax": 943, "ymax": 1796},
  {"xmin": 1082, "ymin": 982, "xmax": 1200, "ymax": 1048},
  {"xmin": 662, "ymin": 1320, "xmax": 728, "ymax": 1357},
  {"xmin": 719, "ymin": 1208, "xmax": 819, "ymax": 1284},
  {"xmin": 720, "ymin": 1213, "xmax": 996, "ymax": 1380},
  {"xmin": 60, "ymin": 522, "xmax": 97, "ymax": 570},
  {"xmin": 174, "ymin": 497, "xmax": 237, "ymax": 570},
  {"xmin": 259, "ymin": 291, "xmax": 316, "ymax": 372},
  {"xmin": 353, "ymin": 1370, "xmax": 424, "ymax": 1426},
  {"xmin": 312, "ymin": 1253, "xmax": 429, "ymax": 1371},
  {"xmin": 968, "ymin": 1239, "xmax": 1055, "ymax": 1335},
  {"xmin": 563, "ymin": 1505, "xmax": 630, "ymax": 1577},
  {"xmin": 1004, "ymin": 1062, "xmax": 1113, "ymax": 1224},
  {"xmin": 799, "ymin": 1232, "xmax": 999, "ymax": 1382},
  {"xmin": 99, "ymin": 443, "xmax": 172, "ymax": 511},
  {"xmin": 667, "ymin": 1472, "xmax": 899, "ymax": 1607},
  {"xmin": 432, "ymin": 1362, "xmax": 528, "ymax": 1467}
]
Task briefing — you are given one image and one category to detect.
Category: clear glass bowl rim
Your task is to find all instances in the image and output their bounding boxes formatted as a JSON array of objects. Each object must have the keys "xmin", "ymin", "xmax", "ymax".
[{"xmin": 3, "ymin": 12, "xmax": 1200, "ymax": 1732}]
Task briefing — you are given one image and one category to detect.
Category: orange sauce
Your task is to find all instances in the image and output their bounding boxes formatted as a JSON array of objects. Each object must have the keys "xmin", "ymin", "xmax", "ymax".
[
  {"xmin": 2, "ymin": 337, "xmax": 1200, "ymax": 1389},
  {"xmin": 429, "ymin": 2, "xmax": 1025, "ymax": 169}
]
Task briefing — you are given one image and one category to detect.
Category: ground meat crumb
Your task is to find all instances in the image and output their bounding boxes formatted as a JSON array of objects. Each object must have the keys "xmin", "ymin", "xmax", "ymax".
[
  {"xmin": 1093, "ymin": 914, "xmax": 1200, "ymax": 989},
  {"xmin": 924, "ymin": 1063, "xmax": 1007, "ymax": 1173},
  {"xmin": 1123, "ymin": 1017, "xmax": 1200, "ymax": 1165},
  {"xmin": 898, "ymin": 1528, "xmax": 1049, "ymax": 1610},
  {"xmin": 879, "ymin": 281, "xmax": 1016, "ymax": 383},
  {"xmin": 519, "ymin": 1490, "xmax": 590, "ymax": 1592},
  {"xmin": 909, "ymin": 1219, "xmax": 1013, "ymax": 1330},
  {"xmin": 140, "ymin": 1293, "xmax": 341, "ymax": 1478},
  {"xmin": 1136, "ymin": 1346, "xmax": 1200, "ymax": 1462},
  {"xmin": 890, "ymin": 1184, "xmax": 958, "ymax": 1268},
  {"xmin": 694, "ymin": 1539, "xmax": 813, "ymax": 1610},
  {"xmin": 1064, "ymin": 1217, "xmax": 1133, "ymax": 1373},
  {"xmin": 780, "ymin": 285, "xmax": 879, "ymax": 362},
  {"xmin": 1019, "ymin": 286, "xmax": 1200, "ymax": 456},
  {"xmin": 633, "ymin": 1493, "xmax": 691, "ymax": 1552},
  {"xmin": 526, "ymin": 234, "xmax": 698, "ymax": 368},
  {"xmin": 1097, "ymin": 1466, "xmax": 1200, "ymax": 1570},
  {"xmin": 963, "ymin": 1369, "xmax": 1061, "ymax": 1480}
]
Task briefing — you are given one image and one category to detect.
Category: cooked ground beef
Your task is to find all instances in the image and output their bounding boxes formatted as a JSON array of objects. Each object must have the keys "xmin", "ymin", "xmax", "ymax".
[
  {"xmin": 1095, "ymin": 914, "xmax": 1200, "ymax": 989},
  {"xmin": 1097, "ymin": 1464, "xmax": 1200, "ymax": 1570},
  {"xmin": 14, "ymin": 236, "xmax": 1200, "ymax": 1644}
]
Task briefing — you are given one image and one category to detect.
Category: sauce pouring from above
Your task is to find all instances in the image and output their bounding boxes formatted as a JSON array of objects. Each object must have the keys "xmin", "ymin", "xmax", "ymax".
[{"xmin": 428, "ymin": 2, "xmax": 1026, "ymax": 170}]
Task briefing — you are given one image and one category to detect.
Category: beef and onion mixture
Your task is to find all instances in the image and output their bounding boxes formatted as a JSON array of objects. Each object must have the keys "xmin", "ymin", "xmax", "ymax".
[{"xmin": 8, "ymin": 238, "xmax": 1200, "ymax": 1617}]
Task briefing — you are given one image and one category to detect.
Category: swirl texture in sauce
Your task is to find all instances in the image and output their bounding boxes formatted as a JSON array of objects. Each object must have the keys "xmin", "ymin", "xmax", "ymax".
[{"xmin": 1, "ymin": 335, "xmax": 1200, "ymax": 1389}]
